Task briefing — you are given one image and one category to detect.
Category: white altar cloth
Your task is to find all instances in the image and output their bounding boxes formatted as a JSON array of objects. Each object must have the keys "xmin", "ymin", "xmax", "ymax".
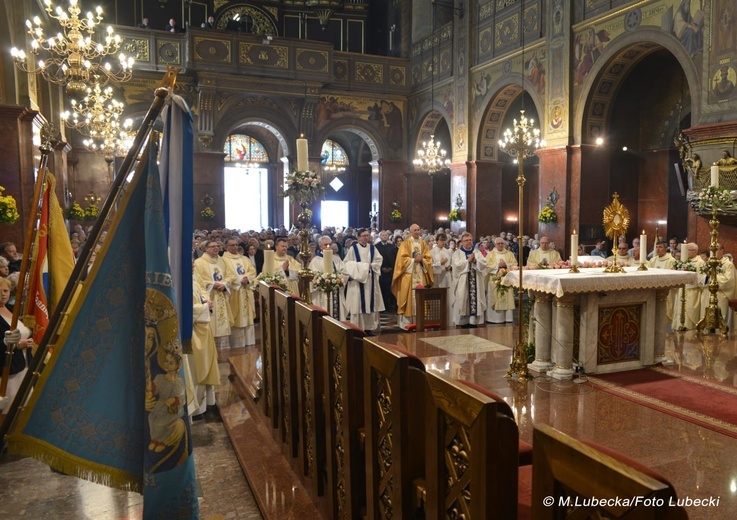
[
  {"xmin": 502, "ymin": 266, "xmax": 698, "ymax": 298},
  {"xmin": 502, "ymin": 267, "xmax": 698, "ymax": 379}
]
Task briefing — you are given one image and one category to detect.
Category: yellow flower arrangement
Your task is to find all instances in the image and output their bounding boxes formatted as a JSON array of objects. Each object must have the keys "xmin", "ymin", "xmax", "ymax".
[
  {"xmin": 200, "ymin": 207, "xmax": 215, "ymax": 221},
  {"xmin": 448, "ymin": 208, "xmax": 461, "ymax": 222},
  {"xmin": 0, "ymin": 185, "xmax": 20, "ymax": 224},
  {"xmin": 84, "ymin": 203, "xmax": 101, "ymax": 221},
  {"xmin": 538, "ymin": 205, "xmax": 557, "ymax": 223},
  {"xmin": 66, "ymin": 201, "xmax": 86, "ymax": 220}
]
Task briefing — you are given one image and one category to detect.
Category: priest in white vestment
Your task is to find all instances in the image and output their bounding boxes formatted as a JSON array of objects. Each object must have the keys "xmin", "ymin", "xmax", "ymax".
[
  {"xmin": 431, "ymin": 233, "xmax": 454, "ymax": 318},
  {"xmin": 486, "ymin": 237, "xmax": 517, "ymax": 324},
  {"xmin": 452, "ymin": 232, "xmax": 487, "ymax": 327},
  {"xmin": 272, "ymin": 237, "xmax": 301, "ymax": 295},
  {"xmin": 700, "ymin": 244, "xmax": 735, "ymax": 328},
  {"xmin": 222, "ymin": 238, "xmax": 257, "ymax": 346},
  {"xmin": 526, "ymin": 236, "xmax": 562, "ymax": 267},
  {"xmin": 343, "ymin": 228, "xmax": 385, "ymax": 333},
  {"xmin": 606, "ymin": 242, "xmax": 636, "ymax": 266},
  {"xmin": 649, "ymin": 241, "xmax": 677, "ymax": 321},
  {"xmin": 187, "ymin": 275, "xmax": 220, "ymax": 417},
  {"xmin": 672, "ymin": 243, "xmax": 706, "ymax": 330},
  {"xmin": 194, "ymin": 240, "xmax": 236, "ymax": 353},
  {"xmin": 309, "ymin": 236, "xmax": 347, "ymax": 320}
]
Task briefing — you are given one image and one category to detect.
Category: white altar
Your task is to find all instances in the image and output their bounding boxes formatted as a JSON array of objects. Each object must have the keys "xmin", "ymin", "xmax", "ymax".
[{"xmin": 503, "ymin": 266, "xmax": 698, "ymax": 380}]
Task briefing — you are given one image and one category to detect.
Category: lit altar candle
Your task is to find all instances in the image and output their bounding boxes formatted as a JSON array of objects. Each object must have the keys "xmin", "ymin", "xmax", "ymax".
[
  {"xmin": 680, "ymin": 241, "xmax": 688, "ymax": 261},
  {"xmin": 297, "ymin": 135, "xmax": 309, "ymax": 172},
  {"xmin": 323, "ymin": 249, "xmax": 333, "ymax": 273},
  {"xmin": 570, "ymin": 230, "xmax": 578, "ymax": 266},
  {"xmin": 264, "ymin": 249, "xmax": 275, "ymax": 275},
  {"xmin": 640, "ymin": 230, "xmax": 647, "ymax": 264},
  {"xmin": 711, "ymin": 165, "xmax": 719, "ymax": 188}
]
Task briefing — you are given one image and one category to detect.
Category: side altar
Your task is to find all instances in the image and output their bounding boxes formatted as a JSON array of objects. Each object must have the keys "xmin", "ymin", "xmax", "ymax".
[{"xmin": 503, "ymin": 267, "xmax": 699, "ymax": 380}]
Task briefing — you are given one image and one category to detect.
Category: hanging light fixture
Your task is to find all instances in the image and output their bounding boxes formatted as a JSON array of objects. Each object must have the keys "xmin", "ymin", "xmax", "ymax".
[
  {"xmin": 83, "ymin": 117, "xmax": 132, "ymax": 164},
  {"xmin": 501, "ymin": 2, "xmax": 545, "ymax": 382},
  {"xmin": 10, "ymin": 0, "xmax": 134, "ymax": 101},
  {"xmin": 60, "ymin": 76, "xmax": 125, "ymax": 138},
  {"xmin": 413, "ymin": 0, "xmax": 450, "ymax": 176}
]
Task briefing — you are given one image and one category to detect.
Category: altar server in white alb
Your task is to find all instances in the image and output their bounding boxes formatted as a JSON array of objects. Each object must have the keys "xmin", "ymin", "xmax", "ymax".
[
  {"xmin": 343, "ymin": 228, "xmax": 384, "ymax": 333},
  {"xmin": 309, "ymin": 235, "xmax": 347, "ymax": 320},
  {"xmin": 452, "ymin": 232, "xmax": 488, "ymax": 327},
  {"xmin": 486, "ymin": 237, "xmax": 517, "ymax": 324},
  {"xmin": 431, "ymin": 232, "xmax": 454, "ymax": 318},
  {"xmin": 700, "ymin": 243, "xmax": 735, "ymax": 327},
  {"xmin": 672, "ymin": 242, "xmax": 706, "ymax": 330},
  {"xmin": 222, "ymin": 238, "xmax": 257, "ymax": 346}
]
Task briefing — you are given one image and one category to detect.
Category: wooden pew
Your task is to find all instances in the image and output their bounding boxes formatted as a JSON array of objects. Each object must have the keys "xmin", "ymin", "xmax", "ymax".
[
  {"xmin": 322, "ymin": 317, "xmax": 366, "ymax": 520},
  {"xmin": 294, "ymin": 300, "xmax": 329, "ymax": 501},
  {"xmin": 258, "ymin": 281, "xmax": 279, "ymax": 428},
  {"xmin": 362, "ymin": 339, "xmax": 427, "ymax": 519},
  {"xmin": 424, "ymin": 370, "xmax": 520, "ymax": 519},
  {"xmin": 530, "ymin": 423, "xmax": 688, "ymax": 520},
  {"xmin": 274, "ymin": 290, "xmax": 301, "ymax": 459}
]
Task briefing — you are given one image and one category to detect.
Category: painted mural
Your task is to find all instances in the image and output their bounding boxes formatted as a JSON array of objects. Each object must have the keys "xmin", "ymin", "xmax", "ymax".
[
  {"xmin": 316, "ymin": 95, "xmax": 405, "ymax": 150},
  {"xmin": 572, "ymin": 0, "xmax": 705, "ymax": 89},
  {"xmin": 709, "ymin": 0, "xmax": 737, "ymax": 104}
]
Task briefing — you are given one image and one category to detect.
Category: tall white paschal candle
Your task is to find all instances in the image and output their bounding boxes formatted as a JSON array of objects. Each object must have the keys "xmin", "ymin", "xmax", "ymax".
[
  {"xmin": 323, "ymin": 249, "xmax": 333, "ymax": 273},
  {"xmin": 681, "ymin": 242, "xmax": 688, "ymax": 261},
  {"xmin": 297, "ymin": 136, "xmax": 309, "ymax": 172},
  {"xmin": 711, "ymin": 165, "xmax": 720, "ymax": 188},
  {"xmin": 570, "ymin": 231, "xmax": 578, "ymax": 266},
  {"xmin": 263, "ymin": 249, "xmax": 275, "ymax": 275},
  {"xmin": 640, "ymin": 230, "xmax": 647, "ymax": 264}
]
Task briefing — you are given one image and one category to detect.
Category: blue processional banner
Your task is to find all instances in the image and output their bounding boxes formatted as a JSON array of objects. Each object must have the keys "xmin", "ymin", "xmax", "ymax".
[{"xmin": 7, "ymin": 145, "xmax": 199, "ymax": 519}]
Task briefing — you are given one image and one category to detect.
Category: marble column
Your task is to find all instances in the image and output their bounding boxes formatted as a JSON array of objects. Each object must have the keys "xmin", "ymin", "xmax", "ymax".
[
  {"xmin": 549, "ymin": 295, "xmax": 576, "ymax": 381},
  {"xmin": 654, "ymin": 288, "xmax": 672, "ymax": 364},
  {"xmin": 529, "ymin": 292, "xmax": 554, "ymax": 372}
]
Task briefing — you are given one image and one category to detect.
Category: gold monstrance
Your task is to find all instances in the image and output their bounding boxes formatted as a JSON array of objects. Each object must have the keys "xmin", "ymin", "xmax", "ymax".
[{"xmin": 602, "ymin": 193, "xmax": 630, "ymax": 273}]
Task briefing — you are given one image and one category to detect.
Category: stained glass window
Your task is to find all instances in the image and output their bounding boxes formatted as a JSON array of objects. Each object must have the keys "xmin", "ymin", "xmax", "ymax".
[
  {"xmin": 224, "ymin": 134, "xmax": 269, "ymax": 165},
  {"xmin": 320, "ymin": 139, "xmax": 349, "ymax": 172}
]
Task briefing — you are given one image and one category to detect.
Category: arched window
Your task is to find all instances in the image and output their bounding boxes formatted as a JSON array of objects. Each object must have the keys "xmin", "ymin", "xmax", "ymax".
[
  {"xmin": 224, "ymin": 134, "xmax": 269, "ymax": 167},
  {"xmin": 320, "ymin": 139, "xmax": 349, "ymax": 173}
]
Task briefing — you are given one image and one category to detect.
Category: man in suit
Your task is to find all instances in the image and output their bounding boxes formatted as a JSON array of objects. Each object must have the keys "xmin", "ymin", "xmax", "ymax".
[{"xmin": 375, "ymin": 230, "xmax": 397, "ymax": 312}]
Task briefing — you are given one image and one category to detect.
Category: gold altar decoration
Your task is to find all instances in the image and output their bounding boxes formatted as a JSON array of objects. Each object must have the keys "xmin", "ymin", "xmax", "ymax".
[
  {"xmin": 602, "ymin": 192, "xmax": 630, "ymax": 274},
  {"xmin": 695, "ymin": 185, "xmax": 733, "ymax": 337}
]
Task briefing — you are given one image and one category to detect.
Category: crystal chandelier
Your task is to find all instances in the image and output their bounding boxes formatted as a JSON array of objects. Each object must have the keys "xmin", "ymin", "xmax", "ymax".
[
  {"xmin": 10, "ymin": 0, "xmax": 134, "ymax": 101},
  {"xmin": 413, "ymin": 134, "xmax": 450, "ymax": 174},
  {"xmin": 498, "ymin": 110, "xmax": 545, "ymax": 160},
  {"xmin": 83, "ymin": 117, "xmax": 132, "ymax": 164},
  {"xmin": 60, "ymin": 79, "xmax": 125, "ymax": 138}
]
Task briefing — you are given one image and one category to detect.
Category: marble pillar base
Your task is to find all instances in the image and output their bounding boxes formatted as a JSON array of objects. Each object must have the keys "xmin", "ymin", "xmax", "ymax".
[
  {"xmin": 548, "ymin": 366, "xmax": 575, "ymax": 381},
  {"xmin": 528, "ymin": 359, "xmax": 554, "ymax": 372}
]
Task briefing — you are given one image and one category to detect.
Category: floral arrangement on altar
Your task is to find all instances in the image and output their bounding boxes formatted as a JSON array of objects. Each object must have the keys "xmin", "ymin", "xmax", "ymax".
[
  {"xmin": 84, "ymin": 202, "xmax": 101, "ymax": 221},
  {"xmin": 0, "ymin": 186, "xmax": 20, "ymax": 224},
  {"xmin": 673, "ymin": 260, "xmax": 697, "ymax": 272},
  {"xmin": 491, "ymin": 268, "xmax": 510, "ymax": 295},
  {"xmin": 283, "ymin": 169, "xmax": 325, "ymax": 204},
  {"xmin": 255, "ymin": 272, "xmax": 287, "ymax": 290},
  {"xmin": 697, "ymin": 185, "xmax": 733, "ymax": 211},
  {"xmin": 538, "ymin": 205, "xmax": 557, "ymax": 223},
  {"xmin": 200, "ymin": 207, "xmax": 215, "ymax": 221},
  {"xmin": 313, "ymin": 271, "xmax": 345, "ymax": 293},
  {"xmin": 448, "ymin": 208, "xmax": 461, "ymax": 222},
  {"xmin": 66, "ymin": 201, "xmax": 86, "ymax": 221}
]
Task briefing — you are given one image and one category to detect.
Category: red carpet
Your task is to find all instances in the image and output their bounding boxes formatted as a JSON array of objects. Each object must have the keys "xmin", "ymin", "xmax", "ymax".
[{"xmin": 587, "ymin": 367, "xmax": 737, "ymax": 439}]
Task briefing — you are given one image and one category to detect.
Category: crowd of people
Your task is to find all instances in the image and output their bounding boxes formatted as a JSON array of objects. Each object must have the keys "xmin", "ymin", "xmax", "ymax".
[{"xmin": 1, "ymin": 222, "xmax": 733, "ymax": 416}]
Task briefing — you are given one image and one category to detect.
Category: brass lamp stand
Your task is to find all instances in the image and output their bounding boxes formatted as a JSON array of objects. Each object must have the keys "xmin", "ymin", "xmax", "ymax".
[
  {"xmin": 296, "ymin": 200, "xmax": 313, "ymax": 304},
  {"xmin": 499, "ymin": 110, "xmax": 544, "ymax": 382},
  {"xmin": 696, "ymin": 202, "xmax": 728, "ymax": 336}
]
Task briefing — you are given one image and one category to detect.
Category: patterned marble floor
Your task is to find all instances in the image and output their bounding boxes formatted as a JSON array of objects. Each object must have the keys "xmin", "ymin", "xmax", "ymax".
[{"xmin": 0, "ymin": 355, "xmax": 263, "ymax": 520}]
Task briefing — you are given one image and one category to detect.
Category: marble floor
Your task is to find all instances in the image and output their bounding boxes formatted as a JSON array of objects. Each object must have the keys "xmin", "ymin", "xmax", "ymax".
[
  {"xmin": 0, "ymin": 354, "xmax": 263, "ymax": 520},
  {"xmin": 2, "ymin": 319, "xmax": 737, "ymax": 519}
]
